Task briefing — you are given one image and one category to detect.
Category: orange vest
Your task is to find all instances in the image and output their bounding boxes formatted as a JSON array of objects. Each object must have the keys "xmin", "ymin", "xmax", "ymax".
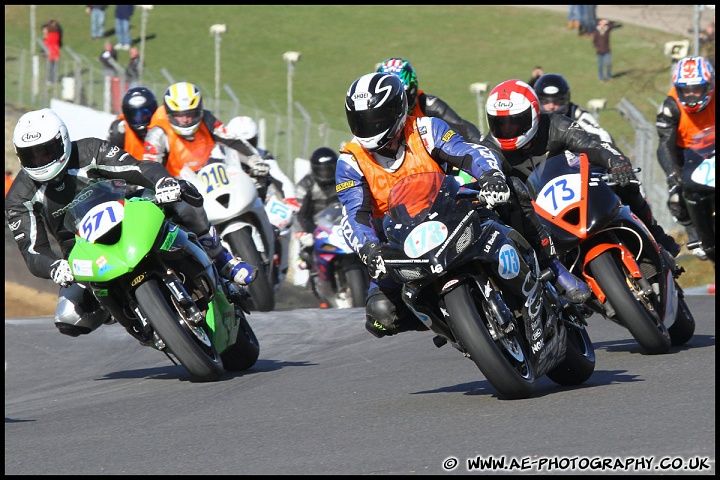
[
  {"xmin": 668, "ymin": 86, "xmax": 715, "ymax": 148},
  {"xmin": 5, "ymin": 173, "xmax": 14, "ymax": 197},
  {"xmin": 411, "ymin": 89, "xmax": 425, "ymax": 117},
  {"xmin": 149, "ymin": 106, "xmax": 215, "ymax": 177},
  {"xmin": 116, "ymin": 113, "xmax": 146, "ymax": 159},
  {"xmin": 341, "ymin": 116, "xmax": 443, "ymax": 218}
]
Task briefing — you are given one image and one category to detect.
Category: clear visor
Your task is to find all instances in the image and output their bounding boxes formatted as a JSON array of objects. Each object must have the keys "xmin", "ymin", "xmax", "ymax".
[
  {"xmin": 168, "ymin": 109, "xmax": 202, "ymax": 127},
  {"xmin": 678, "ymin": 84, "xmax": 710, "ymax": 105},
  {"xmin": 539, "ymin": 97, "xmax": 567, "ymax": 113},
  {"xmin": 16, "ymin": 136, "xmax": 64, "ymax": 169},
  {"xmin": 488, "ymin": 109, "xmax": 532, "ymax": 140}
]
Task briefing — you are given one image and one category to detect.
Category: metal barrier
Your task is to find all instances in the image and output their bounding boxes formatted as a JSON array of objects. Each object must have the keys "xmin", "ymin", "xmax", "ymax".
[
  {"xmin": 5, "ymin": 44, "xmax": 351, "ymax": 177},
  {"xmin": 615, "ymin": 97, "xmax": 675, "ymax": 232}
]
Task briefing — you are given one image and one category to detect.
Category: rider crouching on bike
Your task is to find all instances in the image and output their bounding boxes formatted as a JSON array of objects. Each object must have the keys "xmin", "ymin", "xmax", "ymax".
[
  {"xmin": 225, "ymin": 115, "xmax": 300, "ymax": 209},
  {"xmin": 107, "ymin": 86, "xmax": 158, "ymax": 160},
  {"xmin": 295, "ymin": 146, "xmax": 341, "ymax": 307},
  {"xmin": 533, "ymin": 73, "xmax": 615, "ymax": 144},
  {"xmin": 656, "ymin": 56, "xmax": 715, "ymax": 260},
  {"xmin": 143, "ymin": 82, "xmax": 269, "ymax": 182},
  {"xmin": 6, "ymin": 108, "xmax": 256, "ymax": 338},
  {"xmin": 337, "ymin": 73, "xmax": 590, "ymax": 338},
  {"xmin": 479, "ymin": 79, "xmax": 680, "ymax": 258}
]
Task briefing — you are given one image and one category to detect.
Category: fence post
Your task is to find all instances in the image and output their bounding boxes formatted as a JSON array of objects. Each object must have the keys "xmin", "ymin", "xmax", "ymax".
[
  {"xmin": 63, "ymin": 47, "xmax": 84, "ymax": 103},
  {"xmin": 294, "ymin": 101, "xmax": 311, "ymax": 160}
]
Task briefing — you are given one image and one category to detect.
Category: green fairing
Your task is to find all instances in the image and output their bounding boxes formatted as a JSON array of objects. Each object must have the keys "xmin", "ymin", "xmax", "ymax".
[
  {"xmin": 205, "ymin": 290, "xmax": 239, "ymax": 353},
  {"xmin": 68, "ymin": 201, "xmax": 166, "ymax": 282}
]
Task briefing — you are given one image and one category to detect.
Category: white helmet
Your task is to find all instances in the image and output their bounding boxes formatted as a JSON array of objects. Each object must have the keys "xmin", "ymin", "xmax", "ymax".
[
  {"xmin": 164, "ymin": 82, "xmax": 204, "ymax": 137},
  {"xmin": 226, "ymin": 116, "xmax": 258, "ymax": 141},
  {"xmin": 13, "ymin": 108, "xmax": 72, "ymax": 182},
  {"xmin": 486, "ymin": 79, "xmax": 540, "ymax": 151}
]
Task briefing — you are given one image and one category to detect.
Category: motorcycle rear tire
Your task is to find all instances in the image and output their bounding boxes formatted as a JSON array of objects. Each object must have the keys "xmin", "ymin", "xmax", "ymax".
[
  {"xmin": 588, "ymin": 251, "xmax": 671, "ymax": 354},
  {"xmin": 220, "ymin": 311, "xmax": 260, "ymax": 371},
  {"xmin": 445, "ymin": 284, "xmax": 535, "ymax": 400},
  {"xmin": 226, "ymin": 228, "xmax": 276, "ymax": 312},
  {"xmin": 135, "ymin": 279, "xmax": 224, "ymax": 382}
]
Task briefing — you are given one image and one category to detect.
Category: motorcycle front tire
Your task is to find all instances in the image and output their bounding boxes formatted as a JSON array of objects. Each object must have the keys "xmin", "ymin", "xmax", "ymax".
[
  {"xmin": 588, "ymin": 251, "xmax": 671, "ymax": 354},
  {"xmin": 668, "ymin": 295, "xmax": 696, "ymax": 346},
  {"xmin": 225, "ymin": 228, "xmax": 276, "ymax": 312},
  {"xmin": 446, "ymin": 283, "xmax": 535, "ymax": 400},
  {"xmin": 135, "ymin": 279, "xmax": 224, "ymax": 382}
]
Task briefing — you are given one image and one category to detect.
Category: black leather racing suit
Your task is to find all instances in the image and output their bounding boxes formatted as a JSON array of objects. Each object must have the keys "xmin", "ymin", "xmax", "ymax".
[
  {"xmin": 419, "ymin": 92, "xmax": 483, "ymax": 144},
  {"xmin": 479, "ymin": 113, "xmax": 677, "ymax": 252},
  {"xmin": 5, "ymin": 137, "xmax": 212, "ymax": 336}
]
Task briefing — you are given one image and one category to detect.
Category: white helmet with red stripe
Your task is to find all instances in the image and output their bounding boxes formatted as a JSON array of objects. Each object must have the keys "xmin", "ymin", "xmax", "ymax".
[{"xmin": 486, "ymin": 79, "xmax": 540, "ymax": 151}]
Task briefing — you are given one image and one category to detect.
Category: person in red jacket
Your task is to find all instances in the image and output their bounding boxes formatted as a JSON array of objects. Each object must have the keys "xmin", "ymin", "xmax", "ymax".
[{"xmin": 42, "ymin": 19, "xmax": 62, "ymax": 85}]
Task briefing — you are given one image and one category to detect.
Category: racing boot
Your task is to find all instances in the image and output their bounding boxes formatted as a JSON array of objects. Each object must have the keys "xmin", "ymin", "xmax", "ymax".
[
  {"xmin": 631, "ymin": 197, "xmax": 681, "ymax": 257},
  {"xmin": 547, "ymin": 258, "xmax": 592, "ymax": 304},
  {"xmin": 365, "ymin": 285, "xmax": 429, "ymax": 338},
  {"xmin": 198, "ymin": 226, "xmax": 257, "ymax": 285}
]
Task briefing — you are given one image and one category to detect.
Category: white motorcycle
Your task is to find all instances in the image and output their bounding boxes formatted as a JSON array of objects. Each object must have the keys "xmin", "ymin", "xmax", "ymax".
[
  {"xmin": 179, "ymin": 147, "xmax": 279, "ymax": 312},
  {"xmin": 264, "ymin": 189, "xmax": 294, "ymax": 289}
]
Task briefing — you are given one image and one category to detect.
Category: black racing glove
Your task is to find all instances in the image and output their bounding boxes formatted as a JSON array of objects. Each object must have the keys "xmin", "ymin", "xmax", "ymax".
[
  {"xmin": 476, "ymin": 170, "xmax": 511, "ymax": 208},
  {"xmin": 359, "ymin": 242, "xmax": 388, "ymax": 281},
  {"xmin": 667, "ymin": 184, "xmax": 691, "ymax": 225},
  {"xmin": 608, "ymin": 156, "xmax": 636, "ymax": 187},
  {"xmin": 666, "ymin": 170, "xmax": 682, "ymax": 189},
  {"xmin": 178, "ymin": 179, "xmax": 204, "ymax": 208}
]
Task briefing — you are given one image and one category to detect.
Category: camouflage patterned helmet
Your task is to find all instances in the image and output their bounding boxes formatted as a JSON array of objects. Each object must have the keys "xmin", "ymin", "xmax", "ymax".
[{"xmin": 376, "ymin": 57, "xmax": 419, "ymax": 114}]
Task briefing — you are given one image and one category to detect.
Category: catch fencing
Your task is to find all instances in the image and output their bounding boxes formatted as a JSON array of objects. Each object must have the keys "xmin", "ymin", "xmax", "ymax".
[
  {"xmin": 6, "ymin": 44, "xmax": 674, "ymax": 230},
  {"xmin": 5, "ymin": 44, "xmax": 351, "ymax": 179}
]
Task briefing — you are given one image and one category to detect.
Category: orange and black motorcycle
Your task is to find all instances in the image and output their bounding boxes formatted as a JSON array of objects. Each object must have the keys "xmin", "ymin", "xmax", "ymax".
[{"xmin": 526, "ymin": 152, "xmax": 695, "ymax": 354}]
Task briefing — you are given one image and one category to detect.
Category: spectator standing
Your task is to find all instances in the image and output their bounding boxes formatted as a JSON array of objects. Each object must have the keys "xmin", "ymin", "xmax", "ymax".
[
  {"xmin": 99, "ymin": 40, "xmax": 118, "ymax": 78},
  {"xmin": 567, "ymin": 5, "xmax": 580, "ymax": 31},
  {"xmin": 527, "ymin": 66, "xmax": 544, "ymax": 88},
  {"xmin": 125, "ymin": 47, "xmax": 141, "ymax": 88},
  {"xmin": 85, "ymin": 5, "xmax": 108, "ymax": 40},
  {"xmin": 114, "ymin": 5, "xmax": 134, "ymax": 50},
  {"xmin": 42, "ymin": 19, "xmax": 62, "ymax": 85},
  {"xmin": 580, "ymin": 5, "xmax": 597, "ymax": 37},
  {"xmin": 592, "ymin": 19, "xmax": 621, "ymax": 82}
]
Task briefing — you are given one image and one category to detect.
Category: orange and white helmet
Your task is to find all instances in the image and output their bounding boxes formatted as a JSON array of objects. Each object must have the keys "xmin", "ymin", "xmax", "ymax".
[
  {"xmin": 486, "ymin": 79, "xmax": 540, "ymax": 151},
  {"xmin": 672, "ymin": 56, "xmax": 715, "ymax": 114}
]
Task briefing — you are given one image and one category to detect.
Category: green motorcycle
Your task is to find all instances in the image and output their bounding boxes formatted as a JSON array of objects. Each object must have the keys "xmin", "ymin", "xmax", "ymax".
[{"xmin": 64, "ymin": 179, "xmax": 259, "ymax": 382}]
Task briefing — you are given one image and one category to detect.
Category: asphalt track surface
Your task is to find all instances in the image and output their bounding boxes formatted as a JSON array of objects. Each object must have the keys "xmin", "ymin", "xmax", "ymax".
[
  {"xmin": 5, "ymin": 294, "xmax": 715, "ymax": 475},
  {"xmin": 5, "ymin": 6, "xmax": 716, "ymax": 475}
]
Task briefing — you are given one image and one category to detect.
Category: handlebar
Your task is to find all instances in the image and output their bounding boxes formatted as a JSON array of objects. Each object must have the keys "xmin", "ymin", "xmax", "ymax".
[{"xmin": 592, "ymin": 167, "xmax": 642, "ymax": 187}]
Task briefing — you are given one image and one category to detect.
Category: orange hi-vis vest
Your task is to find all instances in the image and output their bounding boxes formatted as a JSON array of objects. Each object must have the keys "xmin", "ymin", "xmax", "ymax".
[
  {"xmin": 341, "ymin": 116, "xmax": 443, "ymax": 218},
  {"xmin": 668, "ymin": 86, "xmax": 715, "ymax": 149},
  {"xmin": 150, "ymin": 105, "xmax": 215, "ymax": 177},
  {"xmin": 411, "ymin": 89, "xmax": 425, "ymax": 117},
  {"xmin": 116, "ymin": 114, "xmax": 145, "ymax": 159}
]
